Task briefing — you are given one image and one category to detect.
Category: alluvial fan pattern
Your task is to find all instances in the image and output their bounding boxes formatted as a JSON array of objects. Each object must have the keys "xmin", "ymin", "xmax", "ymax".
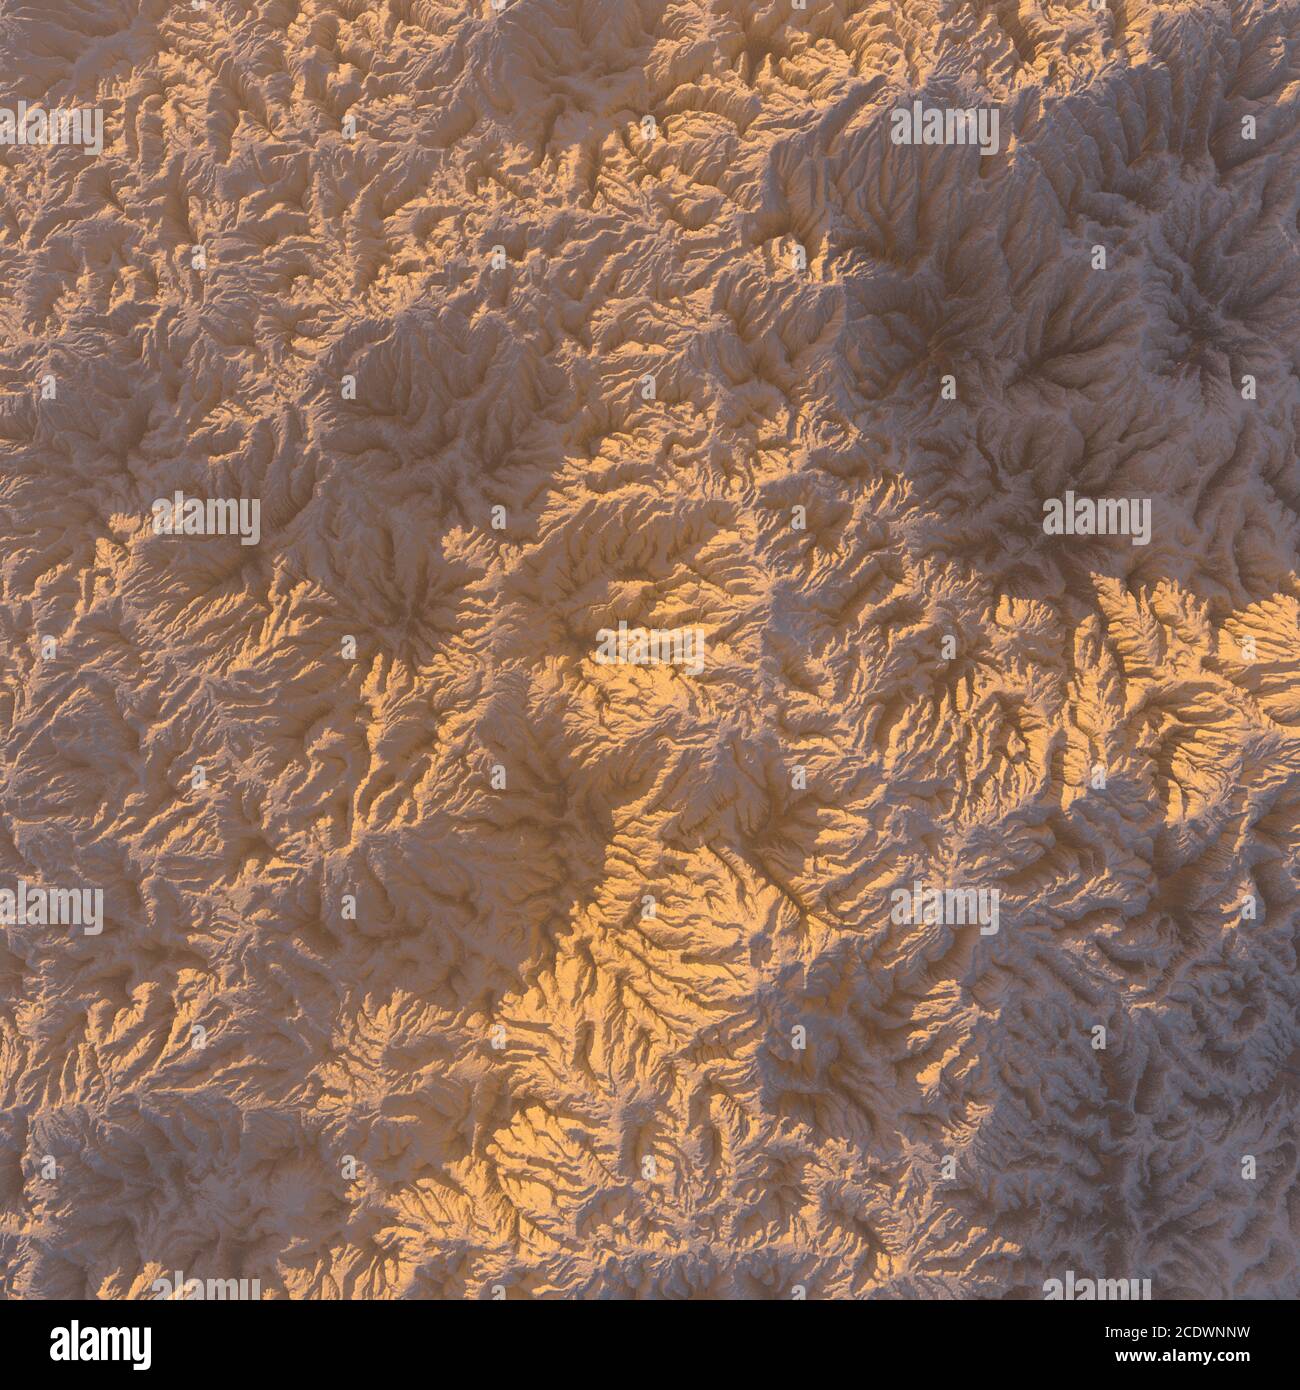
[{"xmin": 0, "ymin": 0, "xmax": 1298, "ymax": 1300}]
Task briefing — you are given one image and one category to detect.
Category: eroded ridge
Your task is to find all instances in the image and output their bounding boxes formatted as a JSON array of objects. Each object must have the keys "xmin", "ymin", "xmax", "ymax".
[{"xmin": 0, "ymin": 0, "xmax": 1297, "ymax": 1300}]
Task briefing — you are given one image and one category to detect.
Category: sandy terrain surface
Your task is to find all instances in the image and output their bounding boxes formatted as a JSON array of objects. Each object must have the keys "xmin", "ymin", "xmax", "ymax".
[{"xmin": 0, "ymin": 0, "xmax": 1297, "ymax": 1299}]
